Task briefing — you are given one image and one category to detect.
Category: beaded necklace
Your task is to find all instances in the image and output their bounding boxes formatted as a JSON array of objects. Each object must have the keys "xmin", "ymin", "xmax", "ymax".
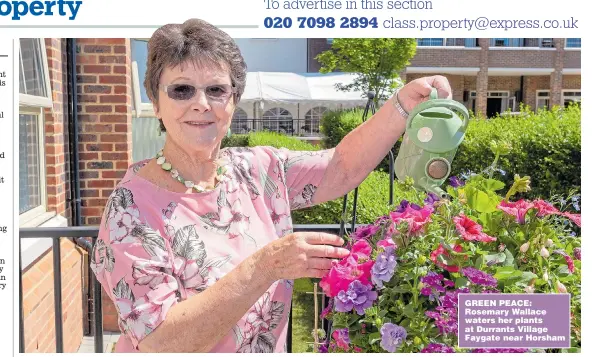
[{"xmin": 155, "ymin": 150, "xmax": 228, "ymax": 193}]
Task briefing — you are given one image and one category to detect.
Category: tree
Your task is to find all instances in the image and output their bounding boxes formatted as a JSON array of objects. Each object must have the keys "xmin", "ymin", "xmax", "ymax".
[{"xmin": 315, "ymin": 38, "xmax": 417, "ymax": 104}]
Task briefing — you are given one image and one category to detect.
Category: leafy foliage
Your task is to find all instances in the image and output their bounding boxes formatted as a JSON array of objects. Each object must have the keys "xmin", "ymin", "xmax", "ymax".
[{"xmin": 316, "ymin": 38, "xmax": 417, "ymax": 103}]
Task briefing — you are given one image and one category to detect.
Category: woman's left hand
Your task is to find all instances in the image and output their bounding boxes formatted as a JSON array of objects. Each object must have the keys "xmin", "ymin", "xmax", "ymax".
[{"xmin": 396, "ymin": 75, "xmax": 453, "ymax": 114}]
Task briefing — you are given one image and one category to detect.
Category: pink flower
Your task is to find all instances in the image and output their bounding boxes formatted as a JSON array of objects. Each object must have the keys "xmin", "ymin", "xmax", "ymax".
[
  {"xmin": 351, "ymin": 239, "xmax": 372, "ymax": 258},
  {"xmin": 532, "ymin": 199, "xmax": 560, "ymax": 217},
  {"xmin": 389, "ymin": 203, "xmax": 433, "ymax": 236},
  {"xmin": 319, "ymin": 255, "xmax": 374, "ymax": 298},
  {"xmin": 377, "ymin": 238, "xmax": 397, "ymax": 250},
  {"xmin": 497, "ymin": 199, "xmax": 535, "ymax": 224},
  {"xmin": 332, "ymin": 328, "xmax": 350, "ymax": 350},
  {"xmin": 430, "ymin": 244, "xmax": 465, "ymax": 273},
  {"xmin": 453, "ymin": 214, "xmax": 496, "ymax": 243},
  {"xmin": 563, "ymin": 212, "xmax": 581, "ymax": 227}
]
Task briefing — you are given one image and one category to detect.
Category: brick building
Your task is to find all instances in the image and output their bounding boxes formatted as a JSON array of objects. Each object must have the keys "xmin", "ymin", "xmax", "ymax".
[
  {"xmin": 19, "ymin": 37, "xmax": 581, "ymax": 352},
  {"xmin": 308, "ymin": 38, "xmax": 581, "ymax": 117}
]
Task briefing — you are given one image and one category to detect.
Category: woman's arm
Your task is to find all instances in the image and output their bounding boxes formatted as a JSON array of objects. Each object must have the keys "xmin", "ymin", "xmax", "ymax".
[
  {"xmin": 138, "ymin": 232, "xmax": 349, "ymax": 353},
  {"xmin": 312, "ymin": 75, "xmax": 452, "ymax": 205}
]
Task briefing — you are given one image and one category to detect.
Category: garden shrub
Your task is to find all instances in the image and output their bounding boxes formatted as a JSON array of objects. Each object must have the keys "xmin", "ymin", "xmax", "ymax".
[{"xmin": 320, "ymin": 104, "xmax": 581, "ymax": 199}]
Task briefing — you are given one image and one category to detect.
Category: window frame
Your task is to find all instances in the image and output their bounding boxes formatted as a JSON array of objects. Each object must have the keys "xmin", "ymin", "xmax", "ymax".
[
  {"xmin": 536, "ymin": 90, "xmax": 550, "ymax": 112},
  {"xmin": 18, "ymin": 106, "xmax": 48, "ymax": 227},
  {"xmin": 562, "ymin": 89, "xmax": 581, "ymax": 107},
  {"xmin": 19, "ymin": 39, "xmax": 53, "ymax": 108}
]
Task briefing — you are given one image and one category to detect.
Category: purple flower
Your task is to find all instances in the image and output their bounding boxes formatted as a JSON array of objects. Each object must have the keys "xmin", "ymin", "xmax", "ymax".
[
  {"xmin": 335, "ymin": 280, "xmax": 378, "ymax": 315},
  {"xmin": 352, "ymin": 224, "xmax": 380, "ymax": 241},
  {"xmin": 424, "ymin": 192, "xmax": 441, "ymax": 205},
  {"xmin": 420, "ymin": 272, "xmax": 453, "ymax": 301},
  {"xmin": 462, "ymin": 267, "xmax": 498, "ymax": 287},
  {"xmin": 426, "ymin": 307, "xmax": 459, "ymax": 335},
  {"xmin": 573, "ymin": 247, "xmax": 581, "ymax": 260},
  {"xmin": 380, "ymin": 323, "xmax": 407, "ymax": 352},
  {"xmin": 332, "ymin": 328, "xmax": 350, "ymax": 350},
  {"xmin": 371, "ymin": 247, "xmax": 397, "ymax": 288},
  {"xmin": 441, "ymin": 287, "xmax": 469, "ymax": 309},
  {"xmin": 449, "ymin": 176, "xmax": 465, "ymax": 188},
  {"xmin": 472, "ymin": 348, "xmax": 528, "ymax": 353},
  {"xmin": 320, "ymin": 298, "xmax": 333, "ymax": 319},
  {"xmin": 318, "ymin": 343, "xmax": 328, "ymax": 353},
  {"xmin": 421, "ymin": 343, "xmax": 455, "ymax": 353},
  {"xmin": 395, "ymin": 200, "xmax": 422, "ymax": 213}
]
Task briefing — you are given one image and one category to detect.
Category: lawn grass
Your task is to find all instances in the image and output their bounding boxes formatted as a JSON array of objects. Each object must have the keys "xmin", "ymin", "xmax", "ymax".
[{"xmin": 291, "ymin": 278, "xmax": 317, "ymax": 353}]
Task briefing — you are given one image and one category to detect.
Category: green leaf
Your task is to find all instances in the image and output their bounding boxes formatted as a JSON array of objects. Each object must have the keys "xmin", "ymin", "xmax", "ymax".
[
  {"xmin": 455, "ymin": 277, "xmax": 469, "ymax": 288},
  {"xmin": 518, "ymin": 271, "xmax": 538, "ymax": 283},
  {"xmin": 485, "ymin": 252, "xmax": 506, "ymax": 265},
  {"xmin": 556, "ymin": 265, "xmax": 571, "ymax": 276},
  {"xmin": 503, "ymin": 250, "xmax": 515, "ymax": 267},
  {"xmin": 389, "ymin": 286, "xmax": 411, "ymax": 294},
  {"xmin": 465, "ymin": 187, "xmax": 500, "ymax": 213},
  {"xmin": 484, "ymin": 178, "xmax": 506, "ymax": 191},
  {"xmin": 403, "ymin": 303, "xmax": 416, "ymax": 318},
  {"xmin": 369, "ymin": 332, "xmax": 382, "ymax": 345},
  {"xmin": 475, "ymin": 255, "xmax": 484, "ymax": 269}
]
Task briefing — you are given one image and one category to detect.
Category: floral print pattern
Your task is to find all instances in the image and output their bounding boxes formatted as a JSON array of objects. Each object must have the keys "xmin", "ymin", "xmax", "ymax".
[{"xmin": 91, "ymin": 146, "xmax": 332, "ymax": 353}]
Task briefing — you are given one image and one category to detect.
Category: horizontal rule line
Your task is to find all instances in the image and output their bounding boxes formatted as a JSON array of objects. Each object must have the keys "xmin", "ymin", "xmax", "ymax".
[{"xmin": 0, "ymin": 24, "xmax": 258, "ymax": 29}]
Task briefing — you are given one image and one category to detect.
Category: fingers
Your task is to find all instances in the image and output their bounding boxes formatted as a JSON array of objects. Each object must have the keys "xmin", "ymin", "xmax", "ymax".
[
  {"xmin": 306, "ymin": 269, "xmax": 331, "ymax": 279},
  {"xmin": 303, "ymin": 232, "xmax": 344, "ymax": 246},
  {"xmin": 425, "ymin": 75, "xmax": 452, "ymax": 99},
  {"xmin": 307, "ymin": 258, "xmax": 335, "ymax": 271},
  {"xmin": 308, "ymin": 244, "xmax": 350, "ymax": 259}
]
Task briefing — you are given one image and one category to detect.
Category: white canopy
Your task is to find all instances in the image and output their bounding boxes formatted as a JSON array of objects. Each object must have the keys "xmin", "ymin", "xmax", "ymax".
[{"xmin": 240, "ymin": 71, "xmax": 397, "ymax": 105}]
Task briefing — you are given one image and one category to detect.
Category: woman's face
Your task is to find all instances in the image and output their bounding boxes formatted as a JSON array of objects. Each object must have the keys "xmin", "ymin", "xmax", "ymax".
[{"xmin": 155, "ymin": 60, "xmax": 235, "ymax": 155}]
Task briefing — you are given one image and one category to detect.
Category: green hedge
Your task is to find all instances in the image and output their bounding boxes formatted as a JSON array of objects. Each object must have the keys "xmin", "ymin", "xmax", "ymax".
[
  {"xmin": 222, "ymin": 131, "xmax": 318, "ymax": 151},
  {"xmin": 320, "ymin": 104, "xmax": 581, "ymax": 199},
  {"xmin": 453, "ymin": 104, "xmax": 581, "ymax": 199}
]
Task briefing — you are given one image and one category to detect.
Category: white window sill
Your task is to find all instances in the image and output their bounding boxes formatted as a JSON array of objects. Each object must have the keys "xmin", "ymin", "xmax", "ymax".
[{"xmin": 21, "ymin": 213, "xmax": 69, "ymax": 270}]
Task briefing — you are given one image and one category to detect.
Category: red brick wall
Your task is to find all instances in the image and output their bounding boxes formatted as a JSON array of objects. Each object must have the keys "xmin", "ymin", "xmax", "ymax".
[
  {"xmin": 563, "ymin": 75, "xmax": 581, "ymax": 89},
  {"xmin": 488, "ymin": 49, "xmax": 554, "ymax": 68},
  {"xmin": 523, "ymin": 76, "xmax": 550, "ymax": 110},
  {"xmin": 75, "ymin": 38, "xmax": 133, "ymax": 332},
  {"xmin": 76, "ymin": 39, "xmax": 133, "ymax": 226},
  {"xmin": 22, "ymin": 239, "xmax": 86, "ymax": 353},
  {"xmin": 21, "ymin": 38, "xmax": 88, "ymax": 353},
  {"xmin": 564, "ymin": 50, "xmax": 581, "ymax": 69},
  {"xmin": 307, "ymin": 39, "xmax": 332, "ymax": 72},
  {"xmin": 44, "ymin": 39, "xmax": 70, "ymax": 219},
  {"xmin": 410, "ymin": 48, "xmax": 480, "ymax": 68}
]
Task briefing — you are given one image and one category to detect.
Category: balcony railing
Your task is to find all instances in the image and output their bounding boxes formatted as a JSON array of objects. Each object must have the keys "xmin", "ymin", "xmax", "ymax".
[
  {"xmin": 19, "ymin": 224, "xmax": 344, "ymax": 353},
  {"xmin": 230, "ymin": 118, "xmax": 322, "ymax": 137}
]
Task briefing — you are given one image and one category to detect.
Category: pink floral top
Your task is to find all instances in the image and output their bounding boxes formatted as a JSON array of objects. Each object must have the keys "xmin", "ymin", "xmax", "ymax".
[{"xmin": 90, "ymin": 146, "xmax": 331, "ymax": 353}]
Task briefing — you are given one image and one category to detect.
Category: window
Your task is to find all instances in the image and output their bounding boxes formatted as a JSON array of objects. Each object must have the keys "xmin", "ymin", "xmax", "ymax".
[
  {"xmin": 562, "ymin": 90, "xmax": 581, "ymax": 107},
  {"xmin": 231, "ymin": 108, "xmax": 250, "ymax": 134},
  {"xmin": 327, "ymin": 38, "xmax": 334, "ymax": 45},
  {"xmin": 302, "ymin": 107, "xmax": 327, "ymax": 136},
  {"xmin": 489, "ymin": 38, "xmax": 523, "ymax": 47},
  {"xmin": 566, "ymin": 38, "xmax": 581, "ymax": 48},
  {"xmin": 261, "ymin": 108, "xmax": 293, "ymax": 134},
  {"xmin": 417, "ymin": 38, "xmax": 444, "ymax": 46},
  {"xmin": 130, "ymin": 39, "xmax": 167, "ymax": 162},
  {"xmin": 536, "ymin": 91, "xmax": 550, "ymax": 112},
  {"xmin": 18, "ymin": 39, "xmax": 52, "ymax": 225}
]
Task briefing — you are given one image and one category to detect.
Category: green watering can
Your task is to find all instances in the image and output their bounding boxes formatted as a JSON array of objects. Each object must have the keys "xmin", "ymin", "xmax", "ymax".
[{"xmin": 394, "ymin": 88, "xmax": 470, "ymax": 198}]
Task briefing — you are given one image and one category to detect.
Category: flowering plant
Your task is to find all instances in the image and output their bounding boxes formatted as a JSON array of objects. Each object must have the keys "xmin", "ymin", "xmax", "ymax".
[{"xmin": 318, "ymin": 143, "xmax": 581, "ymax": 353}]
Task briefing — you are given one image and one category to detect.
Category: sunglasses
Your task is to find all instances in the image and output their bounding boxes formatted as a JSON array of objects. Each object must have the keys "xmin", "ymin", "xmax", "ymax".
[{"xmin": 161, "ymin": 83, "xmax": 237, "ymax": 102}]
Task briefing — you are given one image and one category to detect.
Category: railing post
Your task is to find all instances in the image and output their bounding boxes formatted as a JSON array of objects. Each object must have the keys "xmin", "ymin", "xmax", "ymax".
[
  {"xmin": 19, "ymin": 245, "xmax": 25, "ymax": 353},
  {"xmin": 52, "ymin": 237, "xmax": 64, "ymax": 353},
  {"xmin": 92, "ymin": 237, "xmax": 104, "ymax": 353}
]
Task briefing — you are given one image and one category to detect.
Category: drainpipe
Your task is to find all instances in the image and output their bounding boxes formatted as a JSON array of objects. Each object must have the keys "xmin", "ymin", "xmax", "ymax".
[
  {"xmin": 67, "ymin": 38, "xmax": 93, "ymax": 336},
  {"xmin": 519, "ymin": 75, "xmax": 524, "ymax": 107}
]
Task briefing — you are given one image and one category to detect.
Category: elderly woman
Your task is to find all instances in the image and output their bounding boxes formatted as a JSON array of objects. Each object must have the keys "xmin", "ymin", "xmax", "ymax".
[{"xmin": 90, "ymin": 19, "xmax": 452, "ymax": 353}]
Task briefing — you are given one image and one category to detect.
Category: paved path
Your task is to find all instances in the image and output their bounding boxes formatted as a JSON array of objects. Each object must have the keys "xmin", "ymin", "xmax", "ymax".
[{"xmin": 77, "ymin": 332, "xmax": 120, "ymax": 353}]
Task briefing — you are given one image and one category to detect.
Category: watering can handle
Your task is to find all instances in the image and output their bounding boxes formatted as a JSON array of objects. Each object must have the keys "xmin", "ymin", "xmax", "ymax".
[{"xmin": 406, "ymin": 88, "xmax": 470, "ymax": 132}]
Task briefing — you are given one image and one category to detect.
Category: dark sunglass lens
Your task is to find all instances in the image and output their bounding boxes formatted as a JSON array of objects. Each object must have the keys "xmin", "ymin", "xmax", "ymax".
[
  {"xmin": 206, "ymin": 85, "xmax": 230, "ymax": 98},
  {"xmin": 168, "ymin": 84, "xmax": 196, "ymax": 100}
]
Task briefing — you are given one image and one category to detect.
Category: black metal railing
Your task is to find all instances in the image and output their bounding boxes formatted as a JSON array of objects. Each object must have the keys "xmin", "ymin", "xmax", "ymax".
[
  {"xmin": 231, "ymin": 119, "xmax": 322, "ymax": 137},
  {"xmin": 19, "ymin": 224, "xmax": 344, "ymax": 353}
]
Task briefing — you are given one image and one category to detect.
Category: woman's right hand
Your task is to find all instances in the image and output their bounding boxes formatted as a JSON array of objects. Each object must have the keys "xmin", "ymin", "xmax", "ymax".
[{"xmin": 258, "ymin": 232, "xmax": 350, "ymax": 281}]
